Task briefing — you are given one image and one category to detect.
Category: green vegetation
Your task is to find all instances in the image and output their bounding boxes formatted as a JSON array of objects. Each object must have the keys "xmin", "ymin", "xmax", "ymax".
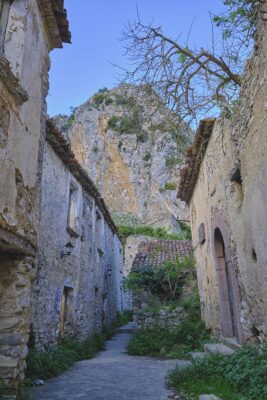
[
  {"xmin": 92, "ymin": 88, "xmax": 113, "ymax": 108},
  {"xmin": 114, "ymin": 94, "xmax": 136, "ymax": 108},
  {"xmin": 118, "ymin": 224, "xmax": 191, "ymax": 250},
  {"xmin": 111, "ymin": 212, "xmax": 143, "ymax": 228},
  {"xmin": 165, "ymin": 156, "xmax": 183, "ymax": 168},
  {"xmin": 128, "ymin": 292, "xmax": 210, "ymax": 359},
  {"xmin": 26, "ymin": 332, "xmax": 108, "ymax": 382},
  {"xmin": 126, "ymin": 254, "xmax": 209, "ymax": 359},
  {"xmin": 25, "ymin": 312, "xmax": 132, "ymax": 383},
  {"xmin": 164, "ymin": 182, "xmax": 177, "ymax": 190},
  {"xmin": 125, "ymin": 257, "xmax": 194, "ymax": 301},
  {"xmin": 168, "ymin": 343, "xmax": 267, "ymax": 400},
  {"xmin": 107, "ymin": 113, "xmax": 147, "ymax": 142},
  {"xmin": 143, "ymin": 152, "xmax": 151, "ymax": 162}
]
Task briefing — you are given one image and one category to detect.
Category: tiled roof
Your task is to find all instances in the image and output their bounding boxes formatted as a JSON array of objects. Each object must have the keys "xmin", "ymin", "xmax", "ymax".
[
  {"xmin": 177, "ymin": 119, "xmax": 216, "ymax": 205},
  {"xmin": 132, "ymin": 240, "xmax": 193, "ymax": 270},
  {"xmin": 46, "ymin": 120, "xmax": 120, "ymax": 237},
  {"xmin": 39, "ymin": 0, "xmax": 71, "ymax": 48}
]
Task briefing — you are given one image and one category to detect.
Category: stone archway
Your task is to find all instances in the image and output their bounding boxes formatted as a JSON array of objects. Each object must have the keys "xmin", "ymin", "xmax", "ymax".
[{"xmin": 212, "ymin": 213, "xmax": 244, "ymax": 343}]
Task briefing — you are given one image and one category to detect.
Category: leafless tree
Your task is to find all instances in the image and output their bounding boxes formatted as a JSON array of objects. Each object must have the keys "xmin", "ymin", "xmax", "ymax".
[{"xmin": 119, "ymin": 1, "xmax": 259, "ymax": 125}]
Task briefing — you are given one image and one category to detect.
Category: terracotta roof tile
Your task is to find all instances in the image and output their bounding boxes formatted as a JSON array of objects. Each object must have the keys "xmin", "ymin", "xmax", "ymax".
[
  {"xmin": 177, "ymin": 119, "xmax": 216, "ymax": 205},
  {"xmin": 132, "ymin": 240, "xmax": 193, "ymax": 270}
]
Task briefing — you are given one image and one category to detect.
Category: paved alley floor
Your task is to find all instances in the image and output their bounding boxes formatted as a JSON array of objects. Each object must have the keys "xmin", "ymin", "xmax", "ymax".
[{"xmin": 31, "ymin": 323, "xmax": 189, "ymax": 400}]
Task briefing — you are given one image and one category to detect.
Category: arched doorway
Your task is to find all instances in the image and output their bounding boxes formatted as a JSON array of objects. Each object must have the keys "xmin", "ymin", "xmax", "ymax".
[{"xmin": 213, "ymin": 223, "xmax": 243, "ymax": 342}]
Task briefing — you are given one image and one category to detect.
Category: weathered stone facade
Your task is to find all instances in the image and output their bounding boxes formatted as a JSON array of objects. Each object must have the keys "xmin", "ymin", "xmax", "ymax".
[
  {"xmin": 31, "ymin": 121, "xmax": 123, "ymax": 349},
  {"xmin": 0, "ymin": 0, "xmax": 70, "ymax": 396},
  {"xmin": 178, "ymin": 6, "xmax": 267, "ymax": 344}
]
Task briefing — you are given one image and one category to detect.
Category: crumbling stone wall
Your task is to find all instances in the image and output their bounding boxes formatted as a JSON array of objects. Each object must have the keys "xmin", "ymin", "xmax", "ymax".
[
  {"xmin": 0, "ymin": 0, "xmax": 67, "ymax": 395},
  {"xmin": 0, "ymin": 256, "xmax": 35, "ymax": 395},
  {"xmin": 0, "ymin": 0, "xmax": 50, "ymax": 246},
  {"xmin": 31, "ymin": 140, "xmax": 124, "ymax": 349},
  {"xmin": 189, "ymin": 11, "xmax": 267, "ymax": 343}
]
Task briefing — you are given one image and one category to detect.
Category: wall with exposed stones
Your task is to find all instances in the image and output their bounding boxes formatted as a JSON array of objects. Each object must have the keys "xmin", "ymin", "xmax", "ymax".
[
  {"xmin": 0, "ymin": 1, "xmax": 57, "ymax": 396},
  {"xmin": 31, "ymin": 140, "xmax": 124, "ymax": 349},
  {"xmin": 0, "ymin": 0, "xmax": 50, "ymax": 248},
  {"xmin": 189, "ymin": 12, "xmax": 267, "ymax": 343},
  {"xmin": 134, "ymin": 308, "xmax": 186, "ymax": 330}
]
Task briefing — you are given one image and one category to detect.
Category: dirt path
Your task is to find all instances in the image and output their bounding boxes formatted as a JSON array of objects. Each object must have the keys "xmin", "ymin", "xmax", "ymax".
[{"xmin": 31, "ymin": 323, "xmax": 189, "ymax": 400}]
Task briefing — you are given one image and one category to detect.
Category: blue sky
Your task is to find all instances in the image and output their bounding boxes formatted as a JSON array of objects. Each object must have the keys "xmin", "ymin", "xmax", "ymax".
[{"xmin": 48, "ymin": 0, "xmax": 225, "ymax": 116}]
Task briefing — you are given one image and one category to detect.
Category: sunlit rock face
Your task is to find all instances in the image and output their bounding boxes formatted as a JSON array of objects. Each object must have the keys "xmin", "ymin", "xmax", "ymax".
[{"xmin": 54, "ymin": 85, "xmax": 190, "ymax": 233}]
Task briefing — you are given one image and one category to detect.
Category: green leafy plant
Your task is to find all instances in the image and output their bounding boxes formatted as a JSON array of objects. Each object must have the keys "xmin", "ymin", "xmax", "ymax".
[
  {"xmin": 168, "ymin": 343, "xmax": 267, "ymax": 400},
  {"xmin": 125, "ymin": 257, "xmax": 194, "ymax": 301},
  {"xmin": 165, "ymin": 156, "xmax": 183, "ymax": 167},
  {"xmin": 115, "ymin": 94, "xmax": 136, "ymax": 108},
  {"xmin": 92, "ymin": 88, "xmax": 113, "ymax": 108},
  {"xmin": 143, "ymin": 152, "xmax": 151, "ymax": 162},
  {"xmin": 128, "ymin": 293, "xmax": 209, "ymax": 359},
  {"xmin": 164, "ymin": 182, "xmax": 177, "ymax": 190},
  {"xmin": 118, "ymin": 224, "xmax": 191, "ymax": 250}
]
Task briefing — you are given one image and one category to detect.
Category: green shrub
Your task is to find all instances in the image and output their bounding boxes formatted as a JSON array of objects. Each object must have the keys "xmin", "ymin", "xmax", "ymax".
[
  {"xmin": 165, "ymin": 156, "xmax": 183, "ymax": 167},
  {"xmin": 125, "ymin": 257, "xmax": 194, "ymax": 301},
  {"xmin": 112, "ymin": 310, "xmax": 133, "ymax": 327},
  {"xmin": 26, "ymin": 331, "xmax": 110, "ymax": 381},
  {"xmin": 179, "ymin": 221, "xmax": 192, "ymax": 240},
  {"xmin": 168, "ymin": 344, "xmax": 267, "ymax": 400},
  {"xmin": 115, "ymin": 95, "xmax": 136, "ymax": 108},
  {"xmin": 92, "ymin": 88, "xmax": 113, "ymax": 108},
  {"xmin": 128, "ymin": 302, "xmax": 209, "ymax": 359},
  {"xmin": 143, "ymin": 152, "xmax": 151, "ymax": 161},
  {"xmin": 164, "ymin": 182, "xmax": 177, "ymax": 190},
  {"xmin": 107, "ymin": 115, "xmax": 120, "ymax": 131}
]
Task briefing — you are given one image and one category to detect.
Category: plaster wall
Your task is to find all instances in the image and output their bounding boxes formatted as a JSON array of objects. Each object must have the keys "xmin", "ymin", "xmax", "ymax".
[
  {"xmin": 0, "ymin": 0, "xmax": 50, "ymax": 246},
  {"xmin": 190, "ymin": 17, "xmax": 267, "ymax": 342}
]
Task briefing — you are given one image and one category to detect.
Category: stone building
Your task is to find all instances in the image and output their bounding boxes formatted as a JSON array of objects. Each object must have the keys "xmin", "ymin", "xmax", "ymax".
[
  {"xmin": 0, "ymin": 0, "xmax": 70, "ymax": 395},
  {"xmin": 178, "ymin": 5, "xmax": 267, "ymax": 344},
  {"xmin": 31, "ymin": 121, "xmax": 123, "ymax": 349}
]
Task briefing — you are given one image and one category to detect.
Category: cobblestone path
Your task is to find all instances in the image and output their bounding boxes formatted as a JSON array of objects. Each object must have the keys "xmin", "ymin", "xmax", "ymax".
[{"xmin": 31, "ymin": 323, "xmax": 189, "ymax": 400}]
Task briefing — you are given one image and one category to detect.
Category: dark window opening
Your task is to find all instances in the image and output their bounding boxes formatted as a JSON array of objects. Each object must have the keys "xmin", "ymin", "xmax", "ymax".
[
  {"xmin": 252, "ymin": 247, "xmax": 257, "ymax": 262},
  {"xmin": 230, "ymin": 164, "xmax": 244, "ymax": 204},
  {"xmin": 231, "ymin": 164, "xmax": 242, "ymax": 184},
  {"xmin": 59, "ymin": 286, "xmax": 74, "ymax": 338}
]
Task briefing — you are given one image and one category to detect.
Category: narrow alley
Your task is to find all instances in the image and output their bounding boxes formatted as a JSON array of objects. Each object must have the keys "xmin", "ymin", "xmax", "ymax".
[{"xmin": 30, "ymin": 323, "xmax": 188, "ymax": 400}]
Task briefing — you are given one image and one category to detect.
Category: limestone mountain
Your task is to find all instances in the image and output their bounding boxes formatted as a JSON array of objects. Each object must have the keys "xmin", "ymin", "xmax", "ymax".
[{"xmin": 53, "ymin": 85, "xmax": 190, "ymax": 233}]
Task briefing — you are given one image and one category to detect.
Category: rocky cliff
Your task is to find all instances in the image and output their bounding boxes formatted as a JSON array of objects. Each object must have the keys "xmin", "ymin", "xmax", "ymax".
[{"xmin": 53, "ymin": 85, "xmax": 190, "ymax": 232}]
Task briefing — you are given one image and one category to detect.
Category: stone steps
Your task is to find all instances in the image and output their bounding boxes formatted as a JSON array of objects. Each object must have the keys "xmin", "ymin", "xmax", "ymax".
[
  {"xmin": 220, "ymin": 337, "xmax": 242, "ymax": 351},
  {"xmin": 204, "ymin": 342, "xmax": 235, "ymax": 356}
]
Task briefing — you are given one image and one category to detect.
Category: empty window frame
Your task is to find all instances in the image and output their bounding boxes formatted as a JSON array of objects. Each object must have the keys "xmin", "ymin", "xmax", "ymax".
[{"xmin": 67, "ymin": 182, "xmax": 79, "ymax": 235}]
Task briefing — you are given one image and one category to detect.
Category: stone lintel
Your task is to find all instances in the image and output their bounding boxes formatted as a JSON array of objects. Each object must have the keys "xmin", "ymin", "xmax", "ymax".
[
  {"xmin": 0, "ymin": 58, "xmax": 28, "ymax": 106},
  {"xmin": 0, "ymin": 227, "xmax": 36, "ymax": 257}
]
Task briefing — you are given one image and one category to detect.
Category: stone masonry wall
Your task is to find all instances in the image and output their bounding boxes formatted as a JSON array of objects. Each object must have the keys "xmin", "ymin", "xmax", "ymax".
[
  {"xmin": 31, "ymin": 141, "xmax": 123, "ymax": 349},
  {"xmin": 190, "ymin": 11, "xmax": 267, "ymax": 342},
  {"xmin": 0, "ymin": 0, "xmax": 50, "ymax": 247},
  {"xmin": 0, "ymin": 0, "xmax": 54, "ymax": 395}
]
